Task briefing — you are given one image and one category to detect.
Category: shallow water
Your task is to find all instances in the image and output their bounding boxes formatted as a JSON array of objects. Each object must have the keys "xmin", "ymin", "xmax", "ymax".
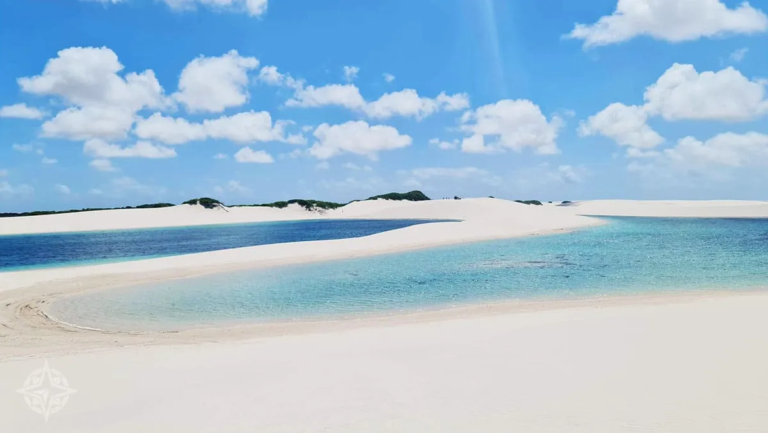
[
  {"xmin": 0, "ymin": 219, "xmax": 447, "ymax": 271},
  {"xmin": 50, "ymin": 217, "xmax": 768, "ymax": 330}
]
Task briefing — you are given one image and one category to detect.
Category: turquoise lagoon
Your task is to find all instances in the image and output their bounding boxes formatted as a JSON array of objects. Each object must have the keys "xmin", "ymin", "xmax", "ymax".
[{"xmin": 50, "ymin": 217, "xmax": 768, "ymax": 331}]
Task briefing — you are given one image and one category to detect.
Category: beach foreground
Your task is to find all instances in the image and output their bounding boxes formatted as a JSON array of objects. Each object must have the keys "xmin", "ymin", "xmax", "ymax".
[
  {"xmin": 3, "ymin": 292, "xmax": 768, "ymax": 432},
  {"xmin": 2, "ymin": 199, "xmax": 768, "ymax": 431}
]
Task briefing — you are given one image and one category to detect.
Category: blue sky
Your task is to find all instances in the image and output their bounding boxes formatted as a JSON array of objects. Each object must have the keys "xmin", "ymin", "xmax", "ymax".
[{"xmin": 2, "ymin": 0, "xmax": 768, "ymax": 211}]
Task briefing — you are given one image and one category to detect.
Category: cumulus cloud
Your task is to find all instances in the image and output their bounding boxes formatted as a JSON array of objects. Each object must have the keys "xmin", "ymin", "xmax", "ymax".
[
  {"xmin": 730, "ymin": 47, "xmax": 749, "ymax": 62},
  {"xmin": 625, "ymin": 132, "xmax": 768, "ymax": 183},
  {"xmin": 160, "ymin": 0, "xmax": 268, "ymax": 16},
  {"xmin": 582, "ymin": 63, "xmax": 768, "ymax": 151},
  {"xmin": 286, "ymin": 84, "xmax": 367, "ymax": 110},
  {"xmin": 383, "ymin": 73, "xmax": 396, "ymax": 83},
  {"xmin": 579, "ymin": 103, "xmax": 664, "ymax": 149},
  {"xmin": 19, "ymin": 46, "xmax": 169, "ymax": 140},
  {"xmin": 363, "ymin": 89, "xmax": 470, "ymax": 120},
  {"xmin": 429, "ymin": 138, "xmax": 459, "ymax": 150},
  {"xmin": 644, "ymin": 63, "xmax": 768, "ymax": 122},
  {"xmin": 664, "ymin": 132, "xmax": 768, "ymax": 170},
  {"xmin": 41, "ymin": 107, "xmax": 137, "ymax": 141},
  {"xmin": 83, "ymin": 139, "xmax": 177, "ymax": 159},
  {"xmin": 0, "ymin": 103, "xmax": 47, "ymax": 119},
  {"xmin": 310, "ymin": 121, "xmax": 412, "ymax": 160},
  {"xmin": 174, "ymin": 50, "xmax": 259, "ymax": 113},
  {"xmin": 234, "ymin": 147, "xmax": 274, "ymax": 163},
  {"xmin": 19, "ymin": 47, "xmax": 168, "ymax": 111},
  {"xmin": 274, "ymin": 70, "xmax": 468, "ymax": 120},
  {"xmin": 55, "ymin": 184, "xmax": 71, "ymax": 195},
  {"xmin": 135, "ymin": 111, "xmax": 304, "ymax": 145},
  {"xmin": 567, "ymin": 0, "xmax": 768, "ymax": 48},
  {"xmin": 90, "ymin": 159, "xmax": 117, "ymax": 171},
  {"xmin": 343, "ymin": 66, "xmax": 360, "ymax": 82},
  {"xmin": 460, "ymin": 99, "xmax": 562, "ymax": 155}
]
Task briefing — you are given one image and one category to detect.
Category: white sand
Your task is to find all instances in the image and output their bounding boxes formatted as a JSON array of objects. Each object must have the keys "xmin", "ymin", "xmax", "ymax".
[
  {"xmin": 564, "ymin": 199, "xmax": 768, "ymax": 218},
  {"xmin": 2, "ymin": 198, "xmax": 768, "ymax": 236},
  {"xmin": 1, "ymin": 198, "xmax": 768, "ymax": 431}
]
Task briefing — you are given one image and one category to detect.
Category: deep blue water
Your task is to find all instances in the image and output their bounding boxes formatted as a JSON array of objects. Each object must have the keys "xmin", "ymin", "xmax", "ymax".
[
  {"xmin": 0, "ymin": 219, "xmax": 448, "ymax": 271},
  {"xmin": 51, "ymin": 217, "xmax": 768, "ymax": 331}
]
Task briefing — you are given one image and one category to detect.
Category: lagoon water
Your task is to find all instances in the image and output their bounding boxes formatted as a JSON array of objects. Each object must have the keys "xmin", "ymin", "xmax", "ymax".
[
  {"xmin": 50, "ymin": 217, "xmax": 768, "ymax": 331},
  {"xmin": 0, "ymin": 219, "xmax": 444, "ymax": 271}
]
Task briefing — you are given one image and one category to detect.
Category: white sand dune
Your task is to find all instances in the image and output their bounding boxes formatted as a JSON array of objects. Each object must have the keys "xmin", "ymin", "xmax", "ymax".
[
  {"xmin": 564, "ymin": 199, "xmax": 768, "ymax": 218},
  {"xmin": 2, "ymin": 198, "xmax": 768, "ymax": 236},
  {"xmin": 1, "ymin": 198, "xmax": 768, "ymax": 432}
]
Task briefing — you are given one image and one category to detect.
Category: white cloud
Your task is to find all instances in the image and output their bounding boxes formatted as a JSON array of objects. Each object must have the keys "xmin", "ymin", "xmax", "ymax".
[
  {"xmin": 460, "ymin": 99, "xmax": 562, "ymax": 155},
  {"xmin": 644, "ymin": 63, "xmax": 767, "ymax": 122},
  {"xmin": 363, "ymin": 89, "xmax": 470, "ymax": 120},
  {"xmin": 12, "ymin": 143, "xmax": 35, "ymax": 153},
  {"xmin": 310, "ymin": 121, "xmax": 412, "ymax": 160},
  {"xmin": 664, "ymin": 132, "xmax": 768, "ymax": 170},
  {"xmin": 160, "ymin": 0, "xmax": 268, "ymax": 16},
  {"xmin": 133, "ymin": 113, "xmax": 207, "ymax": 145},
  {"xmin": 583, "ymin": 63, "xmax": 768, "ymax": 150},
  {"xmin": 730, "ymin": 47, "xmax": 749, "ymax": 62},
  {"xmin": 41, "ymin": 106, "xmax": 137, "ymax": 140},
  {"xmin": 19, "ymin": 46, "xmax": 169, "ymax": 140},
  {"xmin": 383, "ymin": 73, "xmax": 396, "ymax": 83},
  {"xmin": 0, "ymin": 103, "xmax": 47, "ymax": 119},
  {"xmin": 343, "ymin": 162, "xmax": 372, "ymax": 171},
  {"xmin": 286, "ymin": 84, "xmax": 366, "ymax": 110},
  {"xmin": 234, "ymin": 147, "xmax": 274, "ymax": 163},
  {"xmin": 555, "ymin": 165, "xmax": 584, "ymax": 184},
  {"xmin": 84, "ymin": 139, "xmax": 177, "ymax": 159},
  {"xmin": 567, "ymin": 0, "xmax": 768, "ymax": 48},
  {"xmin": 258, "ymin": 66, "xmax": 284, "ymax": 85},
  {"xmin": 55, "ymin": 184, "xmax": 71, "ymax": 195},
  {"xmin": 135, "ymin": 111, "xmax": 304, "ymax": 145},
  {"xmin": 41, "ymin": 157, "xmax": 58, "ymax": 165},
  {"xmin": 429, "ymin": 138, "xmax": 458, "ymax": 150},
  {"xmin": 90, "ymin": 159, "xmax": 117, "ymax": 172},
  {"xmin": 19, "ymin": 47, "xmax": 168, "ymax": 110},
  {"xmin": 343, "ymin": 66, "xmax": 360, "ymax": 82},
  {"xmin": 174, "ymin": 50, "xmax": 259, "ymax": 113},
  {"xmin": 281, "ymin": 74, "xmax": 469, "ymax": 120},
  {"xmin": 579, "ymin": 103, "xmax": 664, "ymax": 149},
  {"xmin": 0, "ymin": 181, "xmax": 33, "ymax": 196},
  {"xmin": 214, "ymin": 153, "xmax": 228, "ymax": 159}
]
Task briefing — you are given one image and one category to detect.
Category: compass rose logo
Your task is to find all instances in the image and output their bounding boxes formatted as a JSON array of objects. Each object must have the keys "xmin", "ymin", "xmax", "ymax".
[{"xmin": 17, "ymin": 361, "xmax": 77, "ymax": 422}]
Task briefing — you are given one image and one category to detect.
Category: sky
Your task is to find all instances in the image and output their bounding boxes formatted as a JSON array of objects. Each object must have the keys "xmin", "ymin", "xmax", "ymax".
[{"xmin": 1, "ymin": 0, "xmax": 768, "ymax": 211}]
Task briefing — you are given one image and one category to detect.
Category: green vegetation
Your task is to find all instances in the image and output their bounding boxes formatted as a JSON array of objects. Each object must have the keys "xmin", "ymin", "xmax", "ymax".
[
  {"xmin": 0, "ymin": 203, "xmax": 175, "ymax": 219},
  {"xmin": 241, "ymin": 199, "xmax": 345, "ymax": 212},
  {"xmin": 560, "ymin": 201, "xmax": 574, "ymax": 206},
  {"xmin": 515, "ymin": 200, "xmax": 543, "ymax": 206},
  {"xmin": 182, "ymin": 197, "xmax": 224, "ymax": 209},
  {"xmin": 366, "ymin": 190, "xmax": 430, "ymax": 202}
]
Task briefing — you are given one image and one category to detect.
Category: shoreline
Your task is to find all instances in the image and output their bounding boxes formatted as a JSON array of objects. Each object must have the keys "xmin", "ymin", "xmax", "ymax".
[
  {"xmin": 6, "ymin": 278, "xmax": 768, "ymax": 361},
  {"xmin": 3, "ymin": 197, "xmax": 768, "ymax": 360}
]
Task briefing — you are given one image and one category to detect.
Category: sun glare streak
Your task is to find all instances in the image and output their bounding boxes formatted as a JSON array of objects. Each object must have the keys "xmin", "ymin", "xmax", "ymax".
[{"xmin": 479, "ymin": 0, "xmax": 507, "ymax": 97}]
